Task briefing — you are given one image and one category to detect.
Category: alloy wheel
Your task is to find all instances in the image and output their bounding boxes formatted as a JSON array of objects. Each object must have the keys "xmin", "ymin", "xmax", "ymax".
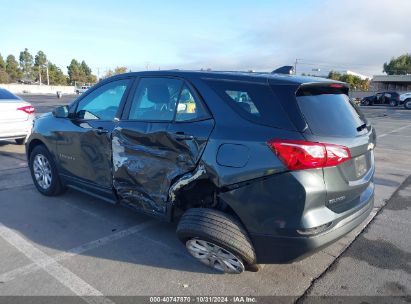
[{"xmin": 33, "ymin": 154, "xmax": 52, "ymax": 190}]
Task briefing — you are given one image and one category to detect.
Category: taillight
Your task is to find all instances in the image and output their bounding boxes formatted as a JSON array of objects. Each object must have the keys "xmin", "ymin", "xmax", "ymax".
[
  {"xmin": 17, "ymin": 106, "xmax": 35, "ymax": 114},
  {"xmin": 267, "ymin": 139, "xmax": 351, "ymax": 170}
]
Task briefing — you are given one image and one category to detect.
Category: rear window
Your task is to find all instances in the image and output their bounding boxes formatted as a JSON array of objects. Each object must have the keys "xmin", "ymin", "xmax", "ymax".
[
  {"xmin": 205, "ymin": 80, "xmax": 295, "ymax": 130},
  {"xmin": 0, "ymin": 89, "xmax": 20, "ymax": 100},
  {"xmin": 297, "ymin": 86, "xmax": 366, "ymax": 137}
]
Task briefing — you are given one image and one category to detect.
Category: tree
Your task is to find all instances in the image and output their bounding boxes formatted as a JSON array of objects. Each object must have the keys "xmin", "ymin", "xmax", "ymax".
[
  {"xmin": 328, "ymin": 71, "xmax": 342, "ymax": 81},
  {"xmin": 86, "ymin": 74, "xmax": 97, "ymax": 83},
  {"xmin": 34, "ymin": 51, "xmax": 48, "ymax": 84},
  {"xmin": 0, "ymin": 53, "xmax": 5, "ymax": 70},
  {"xmin": 0, "ymin": 69, "xmax": 9, "ymax": 83},
  {"xmin": 67, "ymin": 59, "xmax": 96, "ymax": 84},
  {"xmin": 19, "ymin": 48, "xmax": 34, "ymax": 80},
  {"xmin": 80, "ymin": 61, "xmax": 92, "ymax": 76},
  {"xmin": 104, "ymin": 66, "xmax": 128, "ymax": 78},
  {"xmin": 47, "ymin": 63, "xmax": 68, "ymax": 85},
  {"xmin": 114, "ymin": 66, "xmax": 127, "ymax": 74},
  {"xmin": 383, "ymin": 54, "xmax": 411, "ymax": 75},
  {"xmin": 0, "ymin": 53, "xmax": 7, "ymax": 83},
  {"xmin": 327, "ymin": 71, "xmax": 369, "ymax": 91},
  {"xmin": 67, "ymin": 59, "xmax": 84, "ymax": 84},
  {"xmin": 6, "ymin": 55, "xmax": 22, "ymax": 82}
]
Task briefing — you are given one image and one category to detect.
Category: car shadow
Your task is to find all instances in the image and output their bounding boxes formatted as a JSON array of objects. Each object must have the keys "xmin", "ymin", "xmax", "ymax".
[{"xmin": 0, "ymin": 185, "xmax": 220, "ymax": 275}]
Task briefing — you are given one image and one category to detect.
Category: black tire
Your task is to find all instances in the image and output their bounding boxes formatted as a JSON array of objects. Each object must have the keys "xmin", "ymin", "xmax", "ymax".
[
  {"xmin": 15, "ymin": 138, "xmax": 26, "ymax": 145},
  {"xmin": 362, "ymin": 99, "xmax": 370, "ymax": 106},
  {"xmin": 177, "ymin": 208, "xmax": 256, "ymax": 273},
  {"xmin": 404, "ymin": 99, "xmax": 411, "ymax": 110},
  {"xmin": 389, "ymin": 100, "xmax": 397, "ymax": 107},
  {"xmin": 29, "ymin": 145, "xmax": 65, "ymax": 196}
]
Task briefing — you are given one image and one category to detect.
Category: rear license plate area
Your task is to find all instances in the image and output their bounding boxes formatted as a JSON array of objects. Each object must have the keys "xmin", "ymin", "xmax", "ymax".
[{"xmin": 354, "ymin": 154, "xmax": 367, "ymax": 178}]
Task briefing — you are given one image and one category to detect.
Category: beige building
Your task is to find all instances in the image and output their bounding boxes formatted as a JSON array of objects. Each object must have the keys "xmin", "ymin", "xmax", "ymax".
[{"xmin": 371, "ymin": 75, "xmax": 411, "ymax": 92}]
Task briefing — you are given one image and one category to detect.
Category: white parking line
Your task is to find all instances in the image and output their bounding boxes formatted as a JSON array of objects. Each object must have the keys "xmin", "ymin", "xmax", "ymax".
[
  {"xmin": 0, "ymin": 223, "xmax": 113, "ymax": 303},
  {"xmin": 0, "ymin": 220, "xmax": 158, "ymax": 302},
  {"xmin": 0, "ymin": 220, "xmax": 156, "ymax": 284},
  {"xmin": 377, "ymin": 124, "xmax": 411, "ymax": 138}
]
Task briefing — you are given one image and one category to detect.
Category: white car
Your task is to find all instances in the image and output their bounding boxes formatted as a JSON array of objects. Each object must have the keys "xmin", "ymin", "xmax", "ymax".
[
  {"xmin": 75, "ymin": 85, "xmax": 91, "ymax": 94},
  {"xmin": 0, "ymin": 88, "xmax": 35, "ymax": 144},
  {"xmin": 400, "ymin": 92, "xmax": 411, "ymax": 109}
]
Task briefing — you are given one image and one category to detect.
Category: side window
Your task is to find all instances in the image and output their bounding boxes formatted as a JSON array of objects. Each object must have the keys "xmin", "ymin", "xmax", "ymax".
[
  {"xmin": 225, "ymin": 90, "xmax": 259, "ymax": 115},
  {"xmin": 205, "ymin": 80, "xmax": 295, "ymax": 130},
  {"xmin": 175, "ymin": 85, "xmax": 209, "ymax": 122},
  {"xmin": 76, "ymin": 79, "xmax": 130, "ymax": 120},
  {"xmin": 128, "ymin": 78, "xmax": 182, "ymax": 121}
]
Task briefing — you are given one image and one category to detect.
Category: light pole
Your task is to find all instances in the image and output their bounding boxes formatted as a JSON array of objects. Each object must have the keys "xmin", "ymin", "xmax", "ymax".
[
  {"xmin": 294, "ymin": 58, "xmax": 302, "ymax": 75},
  {"xmin": 46, "ymin": 61, "xmax": 50, "ymax": 85},
  {"xmin": 39, "ymin": 66, "xmax": 42, "ymax": 85}
]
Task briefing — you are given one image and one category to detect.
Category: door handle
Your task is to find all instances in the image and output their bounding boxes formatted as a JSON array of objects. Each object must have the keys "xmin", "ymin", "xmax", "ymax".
[
  {"xmin": 174, "ymin": 131, "xmax": 194, "ymax": 141},
  {"xmin": 95, "ymin": 127, "xmax": 109, "ymax": 134}
]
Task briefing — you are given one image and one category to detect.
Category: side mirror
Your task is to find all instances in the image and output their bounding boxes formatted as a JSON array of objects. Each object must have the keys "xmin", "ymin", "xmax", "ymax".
[{"xmin": 52, "ymin": 105, "xmax": 69, "ymax": 118}]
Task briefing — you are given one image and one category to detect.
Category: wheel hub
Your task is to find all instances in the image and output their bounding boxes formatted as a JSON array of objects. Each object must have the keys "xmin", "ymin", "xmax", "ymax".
[
  {"xmin": 33, "ymin": 154, "xmax": 52, "ymax": 190},
  {"xmin": 186, "ymin": 239, "xmax": 245, "ymax": 274}
]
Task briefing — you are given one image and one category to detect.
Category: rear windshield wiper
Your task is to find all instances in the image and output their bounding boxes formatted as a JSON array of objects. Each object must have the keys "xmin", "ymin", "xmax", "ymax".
[{"xmin": 356, "ymin": 123, "xmax": 367, "ymax": 132}]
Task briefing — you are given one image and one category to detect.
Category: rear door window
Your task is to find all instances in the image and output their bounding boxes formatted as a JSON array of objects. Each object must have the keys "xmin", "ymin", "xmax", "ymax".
[
  {"xmin": 205, "ymin": 80, "xmax": 295, "ymax": 130},
  {"xmin": 297, "ymin": 87, "xmax": 366, "ymax": 137},
  {"xmin": 175, "ymin": 85, "xmax": 209, "ymax": 122}
]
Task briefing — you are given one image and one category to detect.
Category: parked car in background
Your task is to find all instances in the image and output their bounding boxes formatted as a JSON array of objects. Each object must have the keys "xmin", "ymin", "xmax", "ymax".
[
  {"xmin": 0, "ymin": 88, "xmax": 35, "ymax": 144},
  {"xmin": 75, "ymin": 85, "xmax": 91, "ymax": 94},
  {"xmin": 17, "ymin": 78, "xmax": 34, "ymax": 85},
  {"xmin": 26, "ymin": 71, "xmax": 375, "ymax": 273},
  {"xmin": 361, "ymin": 91, "xmax": 400, "ymax": 106},
  {"xmin": 400, "ymin": 92, "xmax": 411, "ymax": 109}
]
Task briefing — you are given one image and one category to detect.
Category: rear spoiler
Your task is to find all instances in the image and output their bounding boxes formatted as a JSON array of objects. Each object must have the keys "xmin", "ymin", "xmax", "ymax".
[
  {"xmin": 271, "ymin": 66, "xmax": 295, "ymax": 75},
  {"xmin": 296, "ymin": 82, "xmax": 349, "ymax": 96}
]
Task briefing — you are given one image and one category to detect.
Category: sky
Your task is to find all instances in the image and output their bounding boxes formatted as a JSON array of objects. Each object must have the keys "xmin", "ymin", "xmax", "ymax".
[{"xmin": 1, "ymin": 0, "xmax": 410, "ymax": 77}]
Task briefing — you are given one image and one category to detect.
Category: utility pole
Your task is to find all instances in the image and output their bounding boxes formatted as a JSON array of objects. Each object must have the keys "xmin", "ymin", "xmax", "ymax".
[
  {"xmin": 294, "ymin": 58, "xmax": 304, "ymax": 75},
  {"xmin": 39, "ymin": 67, "xmax": 42, "ymax": 85},
  {"xmin": 46, "ymin": 61, "xmax": 50, "ymax": 85},
  {"xmin": 294, "ymin": 59, "xmax": 300, "ymax": 75}
]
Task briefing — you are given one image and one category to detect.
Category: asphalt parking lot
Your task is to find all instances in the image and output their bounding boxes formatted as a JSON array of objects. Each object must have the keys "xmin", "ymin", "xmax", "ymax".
[{"xmin": 0, "ymin": 95, "xmax": 410, "ymax": 302}]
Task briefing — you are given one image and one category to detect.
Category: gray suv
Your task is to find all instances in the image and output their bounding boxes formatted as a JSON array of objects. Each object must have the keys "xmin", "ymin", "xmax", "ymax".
[{"xmin": 26, "ymin": 71, "xmax": 375, "ymax": 273}]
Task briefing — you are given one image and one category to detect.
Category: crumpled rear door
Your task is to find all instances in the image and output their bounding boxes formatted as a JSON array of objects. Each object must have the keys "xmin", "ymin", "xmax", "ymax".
[{"xmin": 112, "ymin": 119, "xmax": 214, "ymax": 216}]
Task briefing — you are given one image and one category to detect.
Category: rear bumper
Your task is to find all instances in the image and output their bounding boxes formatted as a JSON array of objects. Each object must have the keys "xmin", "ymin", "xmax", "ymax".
[
  {"xmin": 0, "ymin": 119, "xmax": 33, "ymax": 140},
  {"xmin": 250, "ymin": 193, "xmax": 374, "ymax": 263}
]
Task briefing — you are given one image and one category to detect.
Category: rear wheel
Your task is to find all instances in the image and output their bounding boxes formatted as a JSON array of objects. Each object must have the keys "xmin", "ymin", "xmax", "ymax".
[
  {"xmin": 404, "ymin": 99, "xmax": 411, "ymax": 109},
  {"xmin": 362, "ymin": 99, "xmax": 371, "ymax": 106},
  {"xmin": 389, "ymin": 100, "xmax": 397, "ymax": 107},
  {"xmin": 177, "ymin": 208, "xmax": 256, "ymax": 274},
  {"xmin": 29, "ymin": 145, "xmax": 65, "ymax": 196},
  {"xmin": 15, "ymin": 138, "xmax": 25, "ymax": 145}
]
